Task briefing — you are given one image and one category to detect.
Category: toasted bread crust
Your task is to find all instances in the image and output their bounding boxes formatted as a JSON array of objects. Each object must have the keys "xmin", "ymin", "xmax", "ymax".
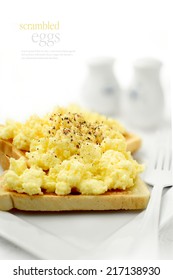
[
  {"xmin": 125, "ymin": 133, "xmax": 141, "ymax": 153},
  {"xmin": 0, "ymin": 139, "xmax": 25, "ymax": 160},
  {"xmin": 0, "ymin": 151, "xmax": 10, "ymax": 170}
]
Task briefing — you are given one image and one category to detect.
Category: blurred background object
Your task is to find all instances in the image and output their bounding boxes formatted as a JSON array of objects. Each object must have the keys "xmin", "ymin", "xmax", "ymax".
[
  {"xmin": 81, "ymin": 57, "xmax": 120, "ymax": 116},
  {"xmin": 124, "ymin": 58, "xmax": 164, "ymax": 129}
]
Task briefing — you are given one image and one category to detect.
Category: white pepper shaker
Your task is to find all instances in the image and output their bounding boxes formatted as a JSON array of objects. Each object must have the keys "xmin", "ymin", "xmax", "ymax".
[
  {"xmin": 125, "ymin": 58, "xmax": 164, "ymax": 128},
  {"xmin": 81, "ymin": 57, "xmax": 120, "ymax": 116}
]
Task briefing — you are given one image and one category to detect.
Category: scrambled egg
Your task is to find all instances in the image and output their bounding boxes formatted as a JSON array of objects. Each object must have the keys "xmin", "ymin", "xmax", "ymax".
[{"xmin": 0, "ymin": 105, "xmax": 143, "ymax": 195}]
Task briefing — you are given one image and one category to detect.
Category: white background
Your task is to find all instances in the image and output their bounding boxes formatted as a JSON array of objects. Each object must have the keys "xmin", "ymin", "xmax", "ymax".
[
  {"xmin": 0, "ymin": 0, "xmax": 172, "ymax": 265},
  {"xmin": 0, "ymin": 0, "xmax": 171, "ymax": 123}
]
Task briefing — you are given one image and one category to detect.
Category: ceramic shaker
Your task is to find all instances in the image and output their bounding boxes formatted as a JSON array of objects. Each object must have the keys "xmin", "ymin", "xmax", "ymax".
[
  {"xmin": 125, "ymin": 58, "xmax": 164, "ymax": 128},
  {"xmin": 81, "ymin": 57, "xmax": 120, "ymax": 116}
]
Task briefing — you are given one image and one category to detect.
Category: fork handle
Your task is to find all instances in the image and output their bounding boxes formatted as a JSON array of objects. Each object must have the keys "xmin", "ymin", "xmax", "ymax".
[
  {"xmin": 127, "ymin": 185, "xmax": 163, "ymax": 259},
  {"xmin": 141, "ymin": 184, "xmax": 163, "ymax": 233}
]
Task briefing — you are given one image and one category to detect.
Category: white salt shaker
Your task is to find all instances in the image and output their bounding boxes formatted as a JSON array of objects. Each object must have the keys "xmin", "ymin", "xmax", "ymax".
[
  {"xmin": 125, "ymin": 58, "xmax": 164, "ymax": 128},
  {"xmin": 81, "ymin": 57, "xmax": 120, "ymax": 116}
]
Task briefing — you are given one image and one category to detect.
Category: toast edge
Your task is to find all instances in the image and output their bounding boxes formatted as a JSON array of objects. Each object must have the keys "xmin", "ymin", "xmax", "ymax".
[
  {"xmin": 0, "ymin": 177, "xmax": 150, "ymax": 211},
  {"xmin": 125, "ymin": 133, "xmax": 142, "ymax": 153}
]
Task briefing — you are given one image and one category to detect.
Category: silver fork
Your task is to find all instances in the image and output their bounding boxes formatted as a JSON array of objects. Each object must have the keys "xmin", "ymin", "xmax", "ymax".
[{"xmin": 128, "ymin": 144, "xmax": 172, "ymax": 258}]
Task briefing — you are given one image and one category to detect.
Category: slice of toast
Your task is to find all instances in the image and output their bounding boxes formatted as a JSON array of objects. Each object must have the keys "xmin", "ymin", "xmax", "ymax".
[
  {"xmin": 0, "ymin": 129, "xmax": 149, "ymax": 212},
  {"xmin": 0, "ymin": 139, "xmax": 25, "ymax": 160},
  {"xmin": 0, "ymin": 175, "xmax": 149, "ymax": 211},
  {"xmin": 124, "ymin": 132, "xmax": 141, "ymax": 154},
  {"xmin": 0, "ymin": 145, "xmax": 150, "ymax": 211},
  {"xmin": 0, "ymin": 151, "xmax": 10, "ymax": 170}
]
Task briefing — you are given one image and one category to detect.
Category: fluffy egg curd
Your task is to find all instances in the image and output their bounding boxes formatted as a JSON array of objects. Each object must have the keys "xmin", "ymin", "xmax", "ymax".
[{"xmin": 0, "ymin": 105, "xmax": 143, "ymax": 196}]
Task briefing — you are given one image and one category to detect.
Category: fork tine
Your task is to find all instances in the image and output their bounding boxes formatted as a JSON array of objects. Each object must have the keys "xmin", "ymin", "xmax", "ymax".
[
  {"xmin": 169, "ymin": 152, "xmax": 172, "ymax": 171},
  {"xmin": 144, "ymin": 150, "xmax": 156, "ymax": 175},
  {"xmin": 163, "ymin": 147, "xmax": 172, "ymax": 171},
  {"xmin": 155, "ymin": 148, "xmax": 164, "ymax": 170}
]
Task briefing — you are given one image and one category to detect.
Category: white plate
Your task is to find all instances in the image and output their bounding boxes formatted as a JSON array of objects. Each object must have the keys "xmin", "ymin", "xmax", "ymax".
[
  {"xmin": 16, "ymin": 209, "xmax": 139, "ymax": 252},
  {"xmin": 0, "ymin": 188, "xmax": 172, "ymax": 260}
]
